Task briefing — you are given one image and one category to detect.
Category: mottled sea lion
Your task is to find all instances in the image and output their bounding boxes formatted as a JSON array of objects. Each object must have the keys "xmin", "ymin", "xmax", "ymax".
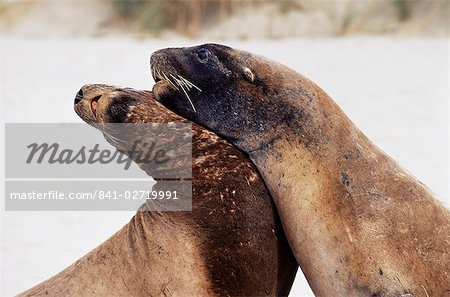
[
  {"xmin": 19, "ymin": 85, "xmax": 297, "ymax": 296},
  {"xmin": 150, "ymin": 44, "xmax": 450, "ymax": 297}
]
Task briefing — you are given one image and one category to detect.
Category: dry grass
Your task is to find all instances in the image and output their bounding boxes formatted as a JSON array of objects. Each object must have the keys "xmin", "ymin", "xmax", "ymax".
[
  {"xmin": 113, "ymin": 0, "xmax": 323, "ymax": 36},
  {"xmin": 114, "ymin": 0, "xmax": 245, "ymax": 36},
  {"xmin": 1, "ymin": 0, "xmax": 447, "ymax": 38},
  {"xmin": 112, "ymin": 0, "xmax": 448, "ymax": 37}
]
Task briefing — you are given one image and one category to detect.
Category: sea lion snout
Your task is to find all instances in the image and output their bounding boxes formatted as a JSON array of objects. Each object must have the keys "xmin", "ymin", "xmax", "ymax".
[
  {"xmin": 74, "ymin": 84, "xmax": 105, "ymax": 123},
  {"xmin": 150, "ymin": 50, "xmax": 182, "ymax": 82},
  {"xmin": 74, "ymin": 84, "xmax": 139, "ymax": 124}
]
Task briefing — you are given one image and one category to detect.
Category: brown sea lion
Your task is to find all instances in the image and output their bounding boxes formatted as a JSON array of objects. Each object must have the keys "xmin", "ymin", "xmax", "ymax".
[
  {"xmin": 18, "ymin": 85, "xmax": 297, "ymax": 297},
  {"xmin": 150, "ymin": 44, "xmax": 450, "ymax": 297}
]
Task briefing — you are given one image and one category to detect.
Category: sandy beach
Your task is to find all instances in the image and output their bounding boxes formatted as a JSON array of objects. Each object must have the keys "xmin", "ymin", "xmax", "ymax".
[{"xmin": 1, "ymin": 36, "xmax": 448, "ymax": 296}]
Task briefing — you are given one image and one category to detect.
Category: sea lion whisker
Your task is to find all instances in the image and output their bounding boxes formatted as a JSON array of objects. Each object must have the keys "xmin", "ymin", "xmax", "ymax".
[
  {"xmin": 181, "ymin": 86, "xmax": 197, "ymax": 113},
  {"xmin": 177, "ymin": 75, "xmax": 202, "ymax": 92},
  {"xmin": 176, "ymin": 76, "xmax": 191, "ymax": 91},
  {"xmin": 179, "ymin": 78, "xmax": 191, "ymax": 91},
  {"xmin": 177, "ymin": 80, "xmax": 197, "ymax": 113},
  {"xmin": 169, "ymin": 74, "xmax": 188, "ymax": 90},
  {"xmin": 98, "ymin": 125, "xmax": 131, "ymax": 147},
  {"xmin": 167, "ymin": 74, "xmax": 183, "ymax": 91},
  {"xmin": 157, "ymin": 68, "xmax": 163, "ymax": 80},
  {"xmin": 94, "ymin": 125, "xmax": 120, "ymax": 146},
  {"xmin": 90, "ymin": 122, "xmax": 102, "ymax": 131},
  {"xmin": 103, "ymin": 133, "xmax": 124, "ymax": 146},
  {"xmin": 162, "ymin": 72, "xmax": 179, "ymax": 90},
  {"xmin": 156, "ymin": 68, "xmax": 161, "ymax": 80},
  {"xmin": 169, "ymin": 73, "xmax": 180, "ymax": 83},
  {"xmin": 177, "ymin": 76, "xmax": 195, "ymax": 91},
  {"xmin": 151, "ymin": 67, "xmax": 157, "ymax": 81},
  {"xmin": 170, "ymin": 75, "xmax": 197, "ymax": 111},
  {"xmin": 176, "ymin": 75, "xmax": 197, "ymax": 91},
  {"xmin": 180, "ymin": 79, "xmax": 192, "ymax": 92}
]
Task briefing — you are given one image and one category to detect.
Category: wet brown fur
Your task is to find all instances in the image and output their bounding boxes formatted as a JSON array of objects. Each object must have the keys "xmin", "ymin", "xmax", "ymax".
[
  {"xmin": 19, "ymin": 85, "xmax": 298, "ymax": 296},
  {"xmin": 150, "ymin": 44, "xmax": 450, "ymax": 297}
]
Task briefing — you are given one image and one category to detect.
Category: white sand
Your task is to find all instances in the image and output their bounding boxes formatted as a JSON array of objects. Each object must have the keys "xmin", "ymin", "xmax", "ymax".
[{"xmin": 0, "ymin": 37, "xmax": 448, "ymax": 296}]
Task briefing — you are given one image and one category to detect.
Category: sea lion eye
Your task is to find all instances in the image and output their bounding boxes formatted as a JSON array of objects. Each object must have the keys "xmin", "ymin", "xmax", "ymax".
[{"xmin": 197, "ymin": 49, "xmax": 210, "ymax": 62}]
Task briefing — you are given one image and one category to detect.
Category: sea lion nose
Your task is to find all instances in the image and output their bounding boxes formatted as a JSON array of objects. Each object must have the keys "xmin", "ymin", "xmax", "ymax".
[{"xmin": 74, "ymin": 88, "xmax": 83, "ymax": 104}]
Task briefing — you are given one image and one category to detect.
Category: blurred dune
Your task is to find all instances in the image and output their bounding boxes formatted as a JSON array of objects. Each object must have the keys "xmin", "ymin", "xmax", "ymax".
[
  {"xmin": 0, "ymin": 0, "xmax": 115, "ymax": 37},
  {"xmin": 0, "ymin": 0, "xmax": 448, "ymax": 38}
]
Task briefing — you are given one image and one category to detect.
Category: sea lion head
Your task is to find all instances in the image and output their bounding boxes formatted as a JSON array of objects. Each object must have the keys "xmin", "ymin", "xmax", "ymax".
[
  {"xmin": 151, "ymin": 43, "xmax": 310, "ymax": 152},
  {"xmin": 74, "ymin": 84, "xmax": 139, "ymax": 124},
  {"xmin": 73, "ymin": 84, "xmax": 191, "ymax": 179},
  {"xmin": 74, "ymin": 84, "xmax": 159, "ymax": 124}
]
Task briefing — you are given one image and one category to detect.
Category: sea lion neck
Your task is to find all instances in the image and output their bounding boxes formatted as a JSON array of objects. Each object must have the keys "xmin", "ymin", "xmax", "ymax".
[
  {"xmin": 245, "ymin": 80, "xmax": 358, "ymax": 162},
  {"xmin": 235, "ymin": 80, "xmax": 450, "ymax": 297}
]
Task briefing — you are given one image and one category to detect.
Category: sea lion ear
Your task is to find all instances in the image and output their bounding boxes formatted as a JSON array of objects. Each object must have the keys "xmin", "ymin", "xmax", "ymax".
[{"xmin": 243, "ymin": 67, "xmax": 255, "ymax": 82}]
